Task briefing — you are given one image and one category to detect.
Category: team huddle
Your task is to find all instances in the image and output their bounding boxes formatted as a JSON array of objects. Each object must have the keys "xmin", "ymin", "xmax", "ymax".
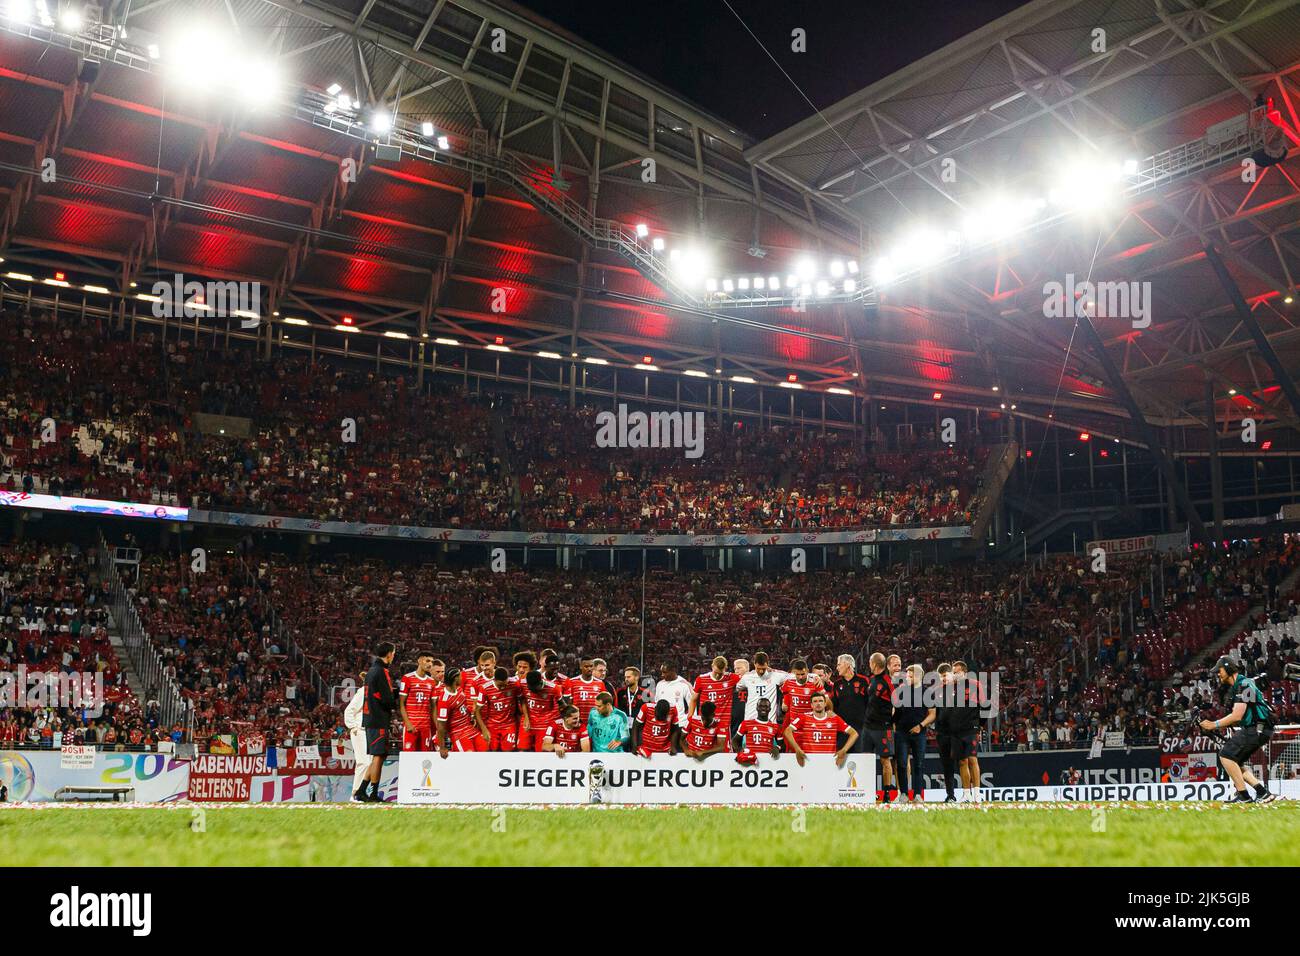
[{"xmin": 347, "ymin": 640, "xmax": 989, "ymax": 802}]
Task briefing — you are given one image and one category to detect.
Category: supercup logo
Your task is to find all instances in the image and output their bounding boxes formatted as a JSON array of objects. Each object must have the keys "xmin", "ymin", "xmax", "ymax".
[{"xmin": 421, "ymin": 759, "xmax": 433, "ymax": 787}]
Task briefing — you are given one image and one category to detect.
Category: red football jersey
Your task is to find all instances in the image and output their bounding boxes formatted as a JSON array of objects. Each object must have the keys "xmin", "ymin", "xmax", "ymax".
[
  {"xmin": 461, "ymin": 667, "xmax": 493, "ymax": 705},
  {"xmin": 635, "ymin": 702, "xmax": 678, "ymax": 754},
  {"xmin": 543, "ymin": 718, "xmax": 589, "ymax": 753},
  {"xmin": 436, "ymin": 687, "xmax": 479, "ymax": 740},
  {"xmin": 781, "ymin": 678, "xmax": 822, "ymax": 722},
  {"xmin": 692, "ymin": 672, "xmax": 740, "ymax": 725},
  {"xmin": 398, "ymin": 672, "xmax": 439, "ymax": 727},
  {"xmin": 788, "ymin": 711, "xmax": 849, "ymax": 753},
  {"xmin": 737, "ymin": 719, "xmax": 780, "ymax": 755},
  {"xmin": 479, "ymin": 680, "xmax": 519, "ymax": 731},
  {"xmin": 684, "ymin": 715, "xmax": 729, "ymax": 754},
  {"xmin": 563, "ymin": 676, "xmax": 605, "ymax": 724},
  {"xmin": 521, "ymin": 680, "xmax": 563, "ymax": 731}
]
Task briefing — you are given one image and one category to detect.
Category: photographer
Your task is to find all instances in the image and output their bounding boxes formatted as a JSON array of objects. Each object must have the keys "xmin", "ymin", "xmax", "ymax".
[{"xmin": 1199, "ymin": 656, "xmax": 1276, "ymax": 804}]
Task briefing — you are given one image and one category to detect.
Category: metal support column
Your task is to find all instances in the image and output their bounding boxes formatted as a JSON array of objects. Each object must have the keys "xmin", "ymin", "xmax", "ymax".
[{"xmin": 1205, "ymin": 242, "xmax": 1300, "ymax": 432}]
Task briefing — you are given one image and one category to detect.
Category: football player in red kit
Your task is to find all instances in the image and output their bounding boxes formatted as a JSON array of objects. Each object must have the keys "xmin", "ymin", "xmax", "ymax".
[
  {"xmin": 480, "ymin": 666, "xmax": 520, "ymax": 751},
  {"xmin": 510, "ymin": 651, "xmax": 538, "ymax": 749},
  {"xmin": 682, "ymin": 701, "xmax": 730, "ymax": 759},
  {"xmin": 539, "ymin": 648, "xmax": 567, "ymax": 685},
  {"xmin": 691, "ymin": 655, "xmax": 740, "ymax": 727},
  {"xmin": 436, "ymin": 668, "xmax": 489, "ymax": 755},
  {"xmin": 462, "ymin": 646, "xmax": 497, "ymax": 705},
  {"xmin": 779, "ymin": 658, "xmax": 822, "ymax": 739},
  {"xmin": 784, "ymin": 691, "xmax": 858, "ymax": 767},
  {"xmin": 632, "ymin": 699, "xmax": 680, "ymax": 757},
  {"xmin": 734, "ymin": 697, "xmax": 781, "ymax": 764},
  {"xmin": 563, "ymin": 658, "xmax": 605, "ymax": 725},
  {"xmin": 521, "ymin": 668, "xmax": 563, "ymax": 752},
  {"xmin": 542, "ymin": 705, "xmax": 591, "ymax": 757},
  {"xmin": 398, "ymin": 652, "xmax": 440, "ymax": 751}
]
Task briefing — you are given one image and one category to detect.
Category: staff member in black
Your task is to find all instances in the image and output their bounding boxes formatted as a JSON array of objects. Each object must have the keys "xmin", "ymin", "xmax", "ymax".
[
  {"xmin": 357, "ymin": 641, "xmax": 397, "ymax": 803},
  {"xmin": 934, "ymin": 662, "xmax": 957, "ymax": 802},
  {"xmin": 831, "ymin": 654, "xmax": 870, "ymax": 753},
  {"xmin": 893, "ymin": 664, "xmax": 936, "ymax": 802},
  {"xmin": 619, "ymin": 665, "xmax": 645, "ymax": 717},
  {"xmin": 949, "ymin": 660, "xmax": 984, "ymax": 798},
  {"xmin": 862, "ymin": 652, "xmax": 897, "ymax": 802}
]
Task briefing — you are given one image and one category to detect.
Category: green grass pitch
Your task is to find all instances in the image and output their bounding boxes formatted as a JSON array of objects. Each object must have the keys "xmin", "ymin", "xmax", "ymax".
[{"xmin": 3, "ymin": 802, "xmax": 1298, "ymax": 866}]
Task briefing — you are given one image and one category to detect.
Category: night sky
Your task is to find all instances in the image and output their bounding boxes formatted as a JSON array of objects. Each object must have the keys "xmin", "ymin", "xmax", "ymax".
[{"xmin": 521, "ymin": 0, "xmax": 1033, "ymax": 140}]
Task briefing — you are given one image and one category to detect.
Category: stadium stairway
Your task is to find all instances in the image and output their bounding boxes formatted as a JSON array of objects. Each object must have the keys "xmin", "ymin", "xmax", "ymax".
[
  {"xmin": 1167, "ymin": 563, "xmax": 1300, "ymax": 685},
  {"xmin": 968, "ymin": 441, "xmax": 1018, "ymax": 546},
  {"xmin": 994, "ymin": 488, "xmax": 1137, "ymax": 559},
  {"xmin": 489, "ymin": 404, "xmax": 524, "ymax": 514},
  {"xmin": 92, "ymin": 566, "xmax": 150, "ymax": 707}
]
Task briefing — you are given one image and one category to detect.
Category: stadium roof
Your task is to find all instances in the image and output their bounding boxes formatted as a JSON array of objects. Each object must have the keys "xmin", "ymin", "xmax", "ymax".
[{"xmin": 0, "ymin": 0, "xmax": 1298, "ymax": 437}]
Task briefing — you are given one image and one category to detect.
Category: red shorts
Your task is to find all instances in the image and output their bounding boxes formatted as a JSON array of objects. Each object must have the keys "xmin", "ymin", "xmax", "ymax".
[
  {"xmin": 488, "ymin": 727, "xmax": 517, "ymax": 752},
  {"xmin": 451, "ymin": 733, "xmax": 487, "ymax": 753},
  {"xmin": 531, "ymin": 723, "xmax": 559, "ymax": 752},
  {"xmin": 636, "ymin": 746, "xmax": 670, "ymax": 758},
  {"xmin": 402, "ymin": 726, "xmax": 435, "ymax": 752},
  {"xmin": 517, "ymin": 725, "xmax": 533, "ymax": 751}
]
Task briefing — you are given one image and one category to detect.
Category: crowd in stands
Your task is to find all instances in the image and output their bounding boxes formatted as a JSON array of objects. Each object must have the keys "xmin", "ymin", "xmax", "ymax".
[
  {"xmin": 127, "ymin": 551, "xmax": 326, "ymax": 743},
  {"xmin": 506, "ymin": 394, "xmax": 984, "ymax": 532},
  {"xmin": 4, "ymin": 308, "xmax": 1298, "ymax": 757},
  {"xmin": 0, "ymin": 307, "xmax": 983, "ymax": 534},
  {"xmin": 149, "ymin": 538, "xmax": 1294, "ymax": 749},
  {"xmin": 0, "ymin": 542, "xmax": 166, "ymax": 748},
  {"xmin": 5, "ymin": 532, "xmax": 1296, "ymax": 753}
]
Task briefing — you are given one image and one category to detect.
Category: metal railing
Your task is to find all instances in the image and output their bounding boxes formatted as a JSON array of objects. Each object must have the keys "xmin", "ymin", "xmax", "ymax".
[{"xmin": 96, "ymin": 531, "xmax": 193, "ymax": 738}]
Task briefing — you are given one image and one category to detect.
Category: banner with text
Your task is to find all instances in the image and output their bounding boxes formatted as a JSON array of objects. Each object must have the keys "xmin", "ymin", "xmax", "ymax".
[
  {"xmin": 919, "ymin": 781, "xmax": 1299, "ymax": 801},
  {"xmin": 0, "ymin": 750, "xmax": 188, "ymax": 802},
  {"xmin": 397, "ymin": 752, "xmax": 875, "ymax": 804},
  {"xmin": 1085, "ymin": 535, "xmax": 1155, "ymax": 556}
]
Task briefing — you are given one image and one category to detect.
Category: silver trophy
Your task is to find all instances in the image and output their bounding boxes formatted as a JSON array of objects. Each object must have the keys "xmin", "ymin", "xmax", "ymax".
[{"xmin": 588, "ymin": 760, "xmax": 605, "ymax": 804}]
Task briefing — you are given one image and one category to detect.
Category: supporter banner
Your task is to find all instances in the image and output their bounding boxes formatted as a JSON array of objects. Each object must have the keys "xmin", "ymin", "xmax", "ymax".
[
  {"xmin": 1160, "ymin": 732, "xmax": 1218, "ymax": 754},
  {"xmin": 397, "ymin": 752, "xmax": 876, "ymax": 804},
  {"xmin": 919, "ymin": 782, "xmax": 1242, "ymax": 801},
  {"xmin": 59, "ymin": 745, "xmax": 96, "ymax": 770},
  {"xmin": 0, "ymin": 750, "xmax": 188, "ymax": 802},
  {"xmin": 194, "ymin": 510, "xmax": 972, "ymax": 547},
  {"xmin": 1085, "ymin": 534, "xmax": 1155, "ymax": 556},
  {"xmin": 1161, "ymin": 753, "xmax": 1218, "ymax": 782},
  {"xmin": 920, "ymin": 746, "xmax": 1162, "ymax": 789},
  {"xmin": 187, "ymin": 754, "xmax": 270, "ymax": 802},
  {"xmin": 0, "ymin": 490, "xmax": 188, "ymax": 521}
]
